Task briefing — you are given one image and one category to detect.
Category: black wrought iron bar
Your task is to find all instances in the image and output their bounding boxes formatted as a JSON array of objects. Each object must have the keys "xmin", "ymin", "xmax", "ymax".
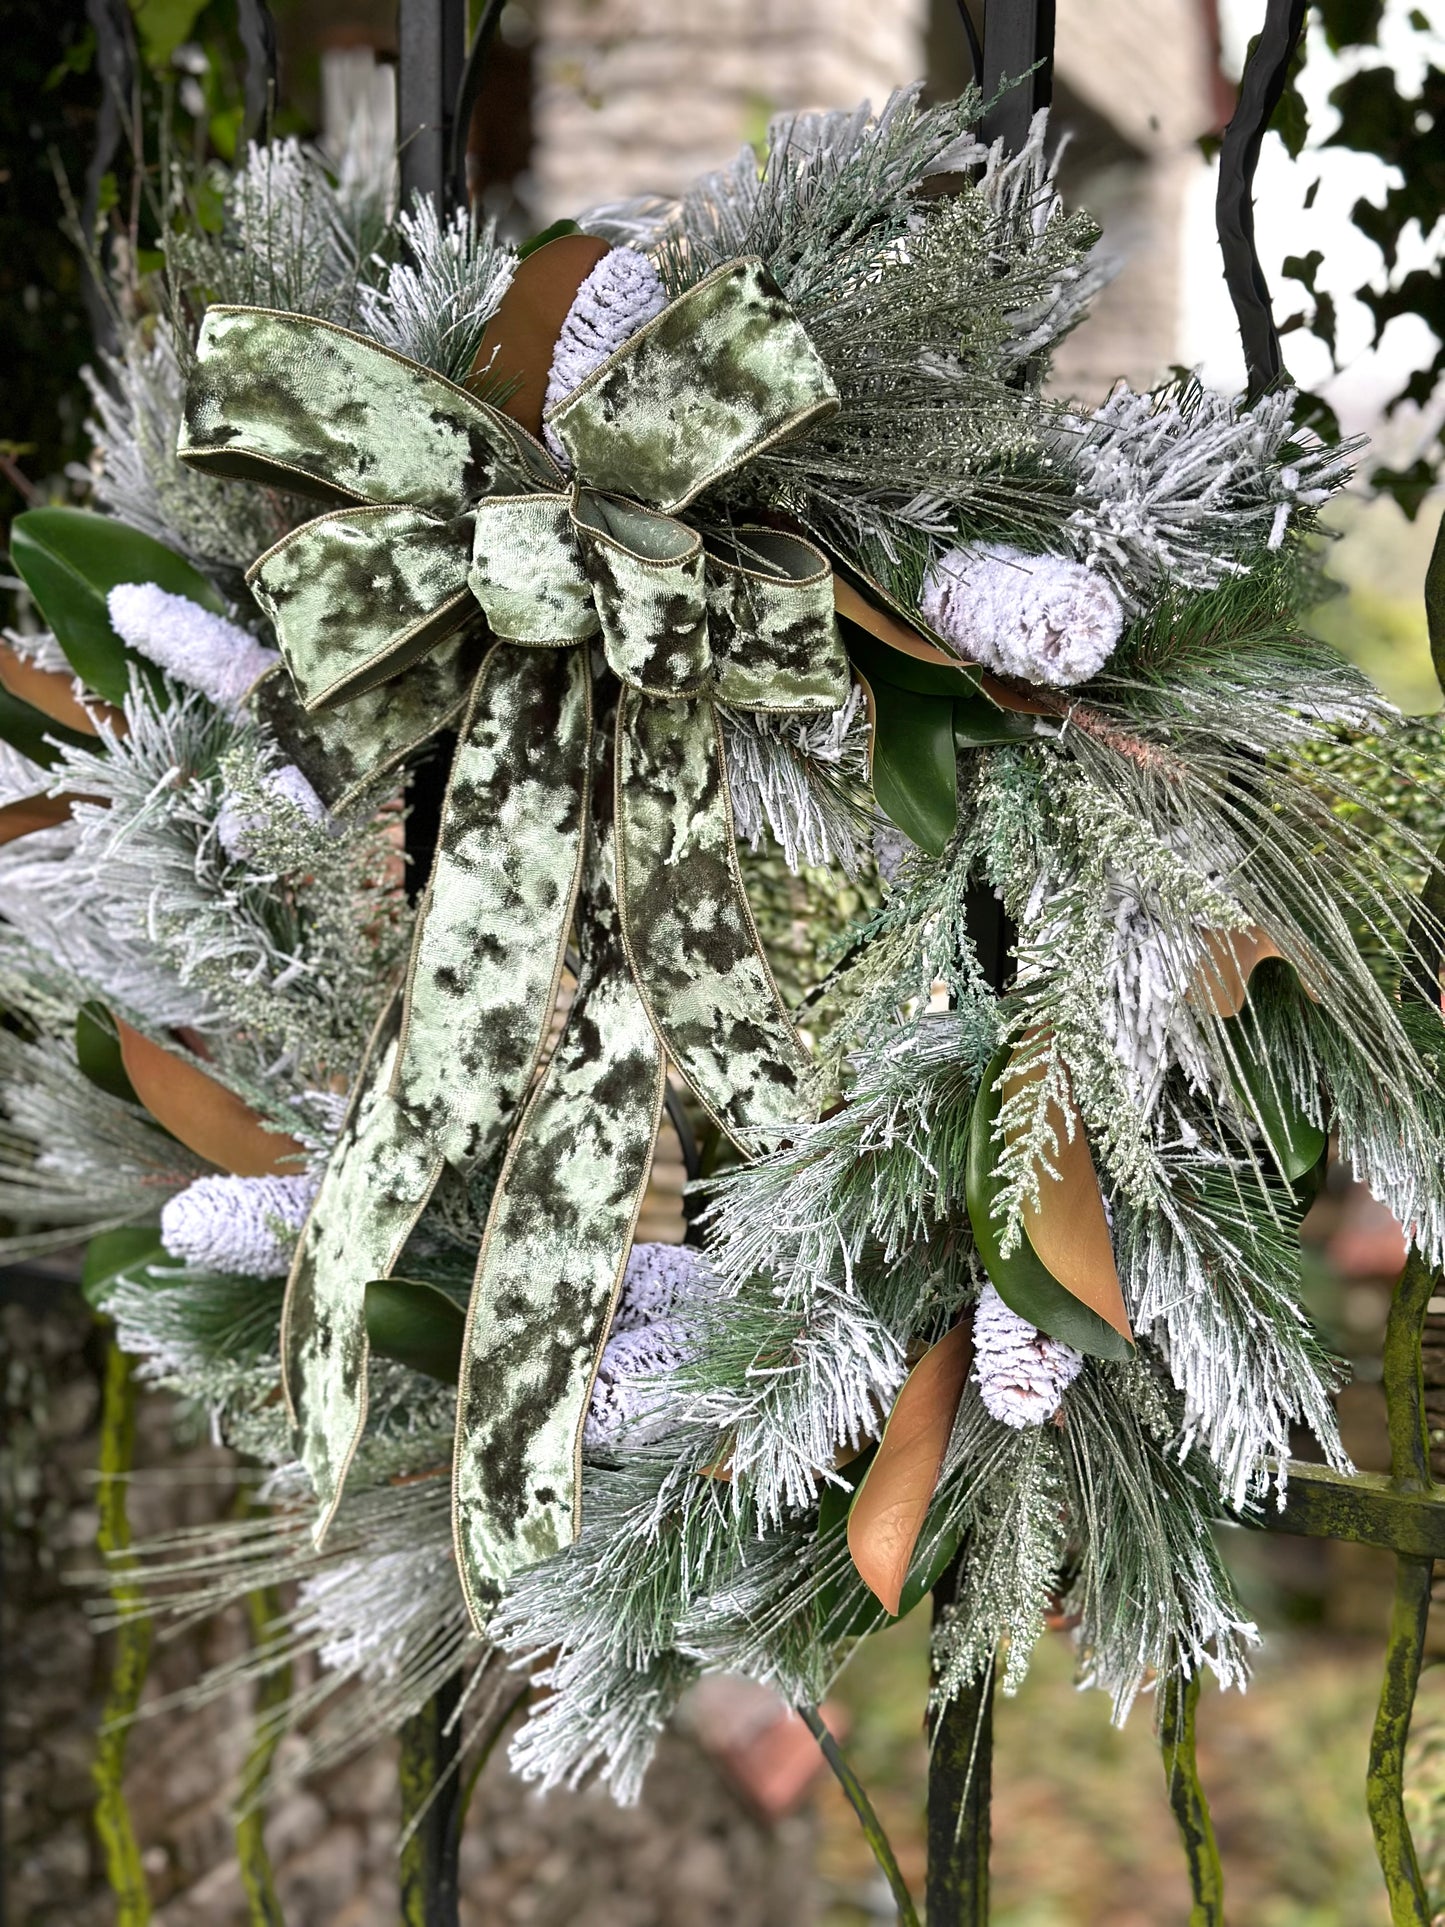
[
  {"xmin": 978, "ymin": 0, "xmax": 1055, "ymax": 149},
  {"xmin": 399, "ymin": 1675, "xmax": 464, "ymax": 1927},
  {"xmin": 926, "ymin": 1578, "xmax": 995, "ymax": 1927},
  {"xmin": 452, "ymin": 0, "xmax": 508, "ymax": 208},
  {"xmin": 236, "ymin": 0, "xmax": 278, "ymax": 147},
  {"xmin": 394, "ymin": 8, "xmax": 471, "ymax": 1919},
  {"xmin": 1214, "ymin": 0, "xmax": 1307, "ymax": 399},
  {"xmin": 399, "ymin": 0, "xmax": 470, "ymax": 214},
  {"xmin": 923, "ymin": 13, "xmax": 1054, "ymax": 1918},
  {"xmin": 80, "ymin": 0, "xmax": 135, "ymax": 359}
]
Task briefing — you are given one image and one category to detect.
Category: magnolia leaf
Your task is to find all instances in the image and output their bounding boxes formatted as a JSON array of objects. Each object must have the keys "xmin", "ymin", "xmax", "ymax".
[
  {"xmin": 0, "ymin": 793, "xmax": 76, "ymax": 845},
  {"xmin": 847, "ymin": 1324, "xmax": 973, "ymax": 1615},
  {"xmin": 81, "ymin": 1226, "xmax": 181, "ymax": 1308},
  {"xmin": 113, "ymin": 1015, "xmax": 305, "ymax": 1176},
  {"xmin": 76, "ymin": 1003, "xmax": 141, "ymax": 1105},
  {"xmin": 965, "ymin": 1047, "xmax": 1133, "ymax": 1359},
  {"xmin": 1186, "ymin": 925, "xmax": 1285, "ymax": 1020},
  {"xmin": 470, "ymin": 233, "xmax": 611, "ymax": 437},
  {"xmin": 1002, "ymin": 1047, "xmax": 1132, "ymax": 1343},
  {"xmin": 1224, "ymin": 960, "xmax": 1329, "ymax": 1183},
  {"xmin": 365, "ymin": 1278, "xmax": 466, "ymax": 1383},
  {"xmin": 953, "ymin": 696, "xmax": 1038, "ymax": 748},
  {"xmin": 0, "ymin": 639, "xmax": 119, "ymax": 737},
  {"xmin": 0, "ymin": 677, "xmax": 95, "ymax": 769},
  {"xmin": 517, "ymin": 218, "xmax": 581, "ymax": 261},
  {"xmin": 838, "ymin": 600, "xmax": 981, "ymax": 696},
  {"xmin": 9, "ymin": 507, "xmax": 222, "ymax": 705},
  {"xmin": 818, "ymin": 1446, "xmax": 963, "ymax": 1635},
  {"xmin": 867, "ymin": 679, "xmax": 958, "ymax": 857},
  {"xmin": 1184, "ymin": 932, "xmax": 1328, "ymax": 1177}
]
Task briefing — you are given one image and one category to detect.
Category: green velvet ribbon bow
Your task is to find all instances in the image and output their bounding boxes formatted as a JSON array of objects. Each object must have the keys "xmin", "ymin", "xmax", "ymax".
[{"xmin": 179, "ymin": 258, "xmax": 851, "ymax": 1623}]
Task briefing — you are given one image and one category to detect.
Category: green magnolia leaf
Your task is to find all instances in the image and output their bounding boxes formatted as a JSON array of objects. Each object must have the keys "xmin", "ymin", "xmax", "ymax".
[
  {"xmin": 81, "ymin": 1227, "xmax": 181, "ymax": 1308},
  {"xmin": 869, "ymin": 680, "xmax": 958, "ymax": 858},
  {"xmin": 1224, "ymin": 962, "xmax": 1329, "ymax": 1183},
  {"xmin": 964, "ymin": 1048, "xmax": 1132, "ymax": 1360},
  {"xmin": 364, "ymin": 1278, "xmax": 466, "ymax": 1383},
  {"xmin": 76, "ymin": 1003, "xmax": 140, "ymax": 1106},
  {"xmin": 843, "ymin": 619, "xmax": 981, "ymax": 700},
  {"xmin": 518, "ymin": 218, "xmax": 582, "ymax": 260},
  {"xmin": 10, "ymin": 508, "xmax": 222, "ymax": 706},
  {"xmin": 0, "ymin": 681, "xmax": 93, "ymax": 769},
  {"xmin": 952, "ymin": 696, "xmax": 1037, "ymax": 749}
]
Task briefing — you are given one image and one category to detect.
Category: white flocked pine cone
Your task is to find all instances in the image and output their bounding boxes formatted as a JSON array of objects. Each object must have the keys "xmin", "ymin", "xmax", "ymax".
[
  {"xmin": 107, "ymin": 582, "xmax": 280, "ymax": 713},
  {"xmin": 583, "ymin": 1242, "xmax": 718, "ymax": 1448},
  {"xmin": 160, "ymin": 1172, "xmax": 317, "ymax": 1277},
  {"xmin": 542, "ymin": 247, "xmax": 668, "ymax": 468},
  {"xmin": 918, "ymin": 541, "xmax": 1125, "ymax": 688},
  {"xmin": 972, "ymin": 1282, "xmax": 1083, "ymax": 1428}
]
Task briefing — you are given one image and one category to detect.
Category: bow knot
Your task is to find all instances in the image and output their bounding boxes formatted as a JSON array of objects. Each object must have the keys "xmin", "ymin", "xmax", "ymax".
[{"xmin": 179, "ymin": 247, "xmax": 851, "ymax": 1620}]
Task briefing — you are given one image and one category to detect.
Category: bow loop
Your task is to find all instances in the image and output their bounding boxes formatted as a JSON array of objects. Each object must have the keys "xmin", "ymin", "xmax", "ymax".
[
  {"xmin": 546, "ymin": 259, "xmax": 840, "ymax": 515},
  {"xmin": 181, "ymin": 307, "xmax": 543, "ymax": 511},
  {"xmin": 706, "ymin": 529, "xmax": 851, "ymax": 712},
  {"xmin": 250, "ymin": 505, "xmax": 477, "ymax": 712}
]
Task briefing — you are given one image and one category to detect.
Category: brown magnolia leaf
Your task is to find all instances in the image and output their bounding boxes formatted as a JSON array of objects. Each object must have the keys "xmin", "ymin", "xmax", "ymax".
[
  {"xmin": 1185, "ymin": 925, "xmax": 1286, "ymax": 1019},
  {"xmin": 0, "ymin": 792, "xmax": 78, "ymax": 843},
  {"xmin": 831, "ymin": 573, "xmax": 965, "ymax": 671},
  {"xmin": 0, "ymin": 639, "xmax": 123, "ymax": 736},
  {"xmin": 469, "ymin": 233, "xmax": 612, "ymax": 437},
  {"xmin": 847, "ymin": 1322, "xmax": 973, "ymax": 1614},
  {"xmin": 832, "ymin": 573, "xmax": 1049, "ymax": 725},
  {"xmin": 1003, "ymin": 1047, "xmax": 1133, "ymax": 1343},
  {"xmin": 976, "ymin": 670, "xmax": 1057, "ymax": 718},
  {"xmin": 115, "ymin": 1016, "xmax": 305, "ymax": 1177}
]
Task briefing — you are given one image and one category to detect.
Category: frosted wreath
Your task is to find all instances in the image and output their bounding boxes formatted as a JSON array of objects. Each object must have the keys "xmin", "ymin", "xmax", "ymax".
[{"xmin": 2, "ymin": 84, "xmax": 1439, "ymax": 1816}]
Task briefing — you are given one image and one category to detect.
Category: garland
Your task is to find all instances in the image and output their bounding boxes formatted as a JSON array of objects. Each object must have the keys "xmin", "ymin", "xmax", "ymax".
[{"xmin": 3, "ymin": 86, "xmax": 1444, "ymax": 1823}]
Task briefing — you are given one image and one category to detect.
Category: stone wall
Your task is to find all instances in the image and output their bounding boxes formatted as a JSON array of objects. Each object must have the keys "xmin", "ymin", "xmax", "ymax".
[
  {"xmin": 528, "ymin": 0, "xmax": 1217, "ymax": 399},
  {"xmin": 2, "ymin": 1281, "xmax": 816, "ymax": 1925}
]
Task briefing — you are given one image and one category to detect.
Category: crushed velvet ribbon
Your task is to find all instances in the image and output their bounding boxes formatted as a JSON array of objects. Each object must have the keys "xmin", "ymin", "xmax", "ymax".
[{"xmin": 178, "ymin": 259, "xmax": 850, "ymax": 1621}]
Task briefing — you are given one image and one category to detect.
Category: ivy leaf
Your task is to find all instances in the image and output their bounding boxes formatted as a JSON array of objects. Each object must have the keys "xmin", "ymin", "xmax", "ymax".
[
  {"xmin": 9, "ymin": 508, "xmax": 222, "ymax": 705},
  {"xmin": 131, "ymin": 0, "xmax": 209, "ymax": 71},
  {"xmin": 364, "ymin": 1278, "xmax": 466, "ymax": 1383},
  {"xmin": 81, "ymin": 1227, "xmax": 181, "ymax": 1308},
  {"xmin": 964, "ymin": 1048, "xmax": 1132, "ymax": 1361}
]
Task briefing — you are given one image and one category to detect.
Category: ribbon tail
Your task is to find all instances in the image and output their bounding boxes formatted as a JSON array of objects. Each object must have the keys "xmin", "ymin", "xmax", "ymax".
[
  {"xmin": 281, "ymin": 992, "xmax": 442, "ymax": 1544},
  {"xmin": 615, "ymin": 691, "xmax": 814, "ymax": 1153},
  {"xmin": 453, "ymin": 690, "xmax": 665, "ymax": 1625},
  {"xmin": 283, "ymin": 644, "xmax": 591, "ymax": 1544}
]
